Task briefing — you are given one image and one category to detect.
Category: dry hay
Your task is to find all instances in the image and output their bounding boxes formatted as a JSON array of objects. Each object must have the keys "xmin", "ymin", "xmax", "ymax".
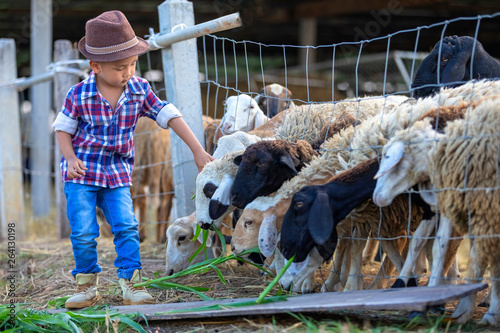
[{"xmin": 0, "ymin": 236, "xmax": 492, "ymax": 332}]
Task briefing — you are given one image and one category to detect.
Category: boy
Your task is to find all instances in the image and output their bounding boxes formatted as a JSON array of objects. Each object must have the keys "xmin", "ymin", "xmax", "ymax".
[{"xmin": 52, "ymin": 10, "xmax": 214, "ymax": 308}]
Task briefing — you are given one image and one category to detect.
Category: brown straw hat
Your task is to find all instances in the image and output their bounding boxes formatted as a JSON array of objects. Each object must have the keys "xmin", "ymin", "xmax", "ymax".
[{"xmin": 78, "ymin": 10, "xmax": 149, "ymax": 62}]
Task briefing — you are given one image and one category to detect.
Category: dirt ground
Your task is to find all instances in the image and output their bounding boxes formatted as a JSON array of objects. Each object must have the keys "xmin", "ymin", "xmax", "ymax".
[{"xmin": 1, "ymin": 233, "xmax": 497, "ymax": 332}]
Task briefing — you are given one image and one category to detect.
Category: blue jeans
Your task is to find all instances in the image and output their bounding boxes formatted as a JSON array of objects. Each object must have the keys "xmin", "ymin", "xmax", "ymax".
[{"xmin": 64, "ymin": 183, "xmax": 141, "ymax": 280}]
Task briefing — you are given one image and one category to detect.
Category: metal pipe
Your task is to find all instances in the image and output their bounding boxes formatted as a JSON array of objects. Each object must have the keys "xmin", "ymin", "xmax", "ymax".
[
  {"xmin": 13, "ymin": 60, "xmax": 90, "ymax": 92},
  {"xmin": 147, "ymin": 12, "xmax": 242, "ymax": 51}
]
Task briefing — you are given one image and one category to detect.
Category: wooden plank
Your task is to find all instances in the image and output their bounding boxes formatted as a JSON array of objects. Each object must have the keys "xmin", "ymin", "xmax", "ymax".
[{"xmin": 50, "ymin": 283, "xmax": 487, "ymax": 320}]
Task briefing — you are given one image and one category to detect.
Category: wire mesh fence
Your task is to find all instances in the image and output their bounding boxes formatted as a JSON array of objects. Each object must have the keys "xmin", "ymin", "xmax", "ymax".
[{"xmin": 7, "ymin": 11, "xmax": 500, "ymax": 307}]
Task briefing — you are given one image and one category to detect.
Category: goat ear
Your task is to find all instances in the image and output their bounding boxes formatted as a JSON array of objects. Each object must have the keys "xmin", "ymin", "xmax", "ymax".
[
  {"xmin": 418, "ymin": 181, "xmax": 438, "ymax": 206},
  {"xmin": 233, "ymin": 154, "xmax": 243, "ymax": 166},
  {"xmin": 374, "ymin": 141, "xmax": 405, "ymax": 179},
  {"xmin": 279, "ymin": 154, "xmax": 299, "ymax": 174},
  {"xmin": 308, "ymin": 192, "xmax": 333, "ymax": 245},
  {"xmin": 259, "ymin": 214, "xmax": 278, "ymax": 257}
]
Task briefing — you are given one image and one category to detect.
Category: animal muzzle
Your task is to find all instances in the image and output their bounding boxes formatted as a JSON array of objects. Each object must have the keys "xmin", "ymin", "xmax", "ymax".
[
  {"xmin": 230, "ymin": 192, "xmax": 248, "ymax": 209},
  {"xmin": 200, "ymin": 222, "xmax": 212, "ymax": 230},
  {"xmin": 209, "ymin": 200, "xmax": 229, "ymax": 220}
]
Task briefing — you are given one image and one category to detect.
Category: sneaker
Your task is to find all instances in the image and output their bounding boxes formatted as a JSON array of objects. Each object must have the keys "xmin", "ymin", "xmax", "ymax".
[
  {"xmin": 119, "ymin": 269, "xmax": 155, "ymax": 305},
  {"xmin": 65, "ymin": 273, "xmax": 100, "ymax": 309}
]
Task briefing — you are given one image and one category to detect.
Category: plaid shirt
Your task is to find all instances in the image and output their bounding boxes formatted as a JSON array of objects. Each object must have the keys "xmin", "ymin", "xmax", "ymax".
[{"xmin": 52, "ymin": 72, "xmax": 181, "ymax": 188}]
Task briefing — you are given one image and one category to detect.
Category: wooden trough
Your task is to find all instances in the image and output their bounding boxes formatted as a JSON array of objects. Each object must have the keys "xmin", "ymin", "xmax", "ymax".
[{"xmin": 51, "ymin": 283, "xmax": 487, "ymax": 321}]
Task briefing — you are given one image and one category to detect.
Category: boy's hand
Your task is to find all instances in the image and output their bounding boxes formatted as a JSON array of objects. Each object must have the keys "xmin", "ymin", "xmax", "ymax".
[
  {"xmin": 67, "ymin": 157, "xmax": 88, "ymax": 179},
  {"xmin": 195, "ymin": 150, "xmax": 215, "ymax": 173}
]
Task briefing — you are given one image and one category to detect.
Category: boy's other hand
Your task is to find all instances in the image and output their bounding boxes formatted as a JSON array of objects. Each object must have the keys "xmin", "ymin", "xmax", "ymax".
[{"xmin": 67, "ymin": 158, "xmax": 88, "ymax": 179}]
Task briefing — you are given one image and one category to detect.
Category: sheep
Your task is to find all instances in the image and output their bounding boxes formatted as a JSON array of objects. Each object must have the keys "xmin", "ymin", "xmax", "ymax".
[
  {"xmin": 231, "ymin": 80, "xmax": 500, "ymax": 293},
  {"xmin": 412, "ymin": 35, "xmax": 500, "ymax": 99},
  {"xmin": 277, "ymin": 158, "xmax": 429, "ymax": 293},
  {"xmin": 230, "ymin": 140, "xmax": 319, "ymax": 209},
  {"xmin": 373, "ymin": 95, "xmax": 500, "ymax": 325},
  {"xmin": 165, "ymin": 211, "xmax": 233, "ymax": 276},
  {"xmin": 373, "ymin": 102, "xmax": 471, "ymax": 289},
  {"xmin": 254, "ymin": 83, "xmax": 296, "ymax": 118},
  {"xmin": 208, "ymin": 85, "xmax": 294, "ymax": 153},
  {"xmin": 219, "ymin": 94, "xmax": 269, "ymax": 134},
  {"xmin": 195, "ymin": 130, "xmax": 264, "ymax": 231}
]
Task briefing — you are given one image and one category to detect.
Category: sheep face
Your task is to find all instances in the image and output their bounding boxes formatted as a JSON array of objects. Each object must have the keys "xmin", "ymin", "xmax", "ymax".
[
  {"xmin": 231, "ymin": 143, "xmax": 300, "ymax": 209},
  {"xmin": 372, "ymin": 141, "xmax": 413, "ymax": 207},
  {"xmin": 165, "ymin": 213, "xmax": 211, "ymax": 275},
  {"xmin": 280, "ymin": 185, "xmax": 338, "ymax": 263},
  {"xmin": 255, "ymin": 83, "xmax": 295, "ymax": 119},
  {"xmin": 373, "ymin": 126, "xmax": 442, "ymax": 207},
  {"xmin": 195, "ymin": 152, "xmax": 241, "ymax": 229},
  {"xmin": 412, "ymin": 36, "xmax": 500, "ymax": 99},
  {"xmin": 230, "ymin": 209, "xmax": 264, "ymax": 257},
  {"xmin": 220, "ymin": 95, "xmax": 262, "ymax": 134}
]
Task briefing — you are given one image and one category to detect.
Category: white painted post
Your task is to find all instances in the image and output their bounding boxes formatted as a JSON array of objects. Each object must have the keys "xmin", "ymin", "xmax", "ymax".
[
  {"xmin": 30, "ymin": 0, "xmax": 52, "ymax": 216},
  {"xmin": 53, "ymin": 40, "xmax": 78, "ymax": 239},
  {"xmin": 158, "ymin": 0, "xmax": 205, "ymax": 218},
  {"xmin": 0, "ymin": 39, "xmax": 25, "ymax": 241}
]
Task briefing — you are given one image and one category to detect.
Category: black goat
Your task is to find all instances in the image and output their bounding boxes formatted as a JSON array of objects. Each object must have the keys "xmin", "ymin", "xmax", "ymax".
[
  {"xmin": 230, "ymin": 140, "xmax": 318, "ymax": 209},
  {"xmin": 280, "ymin": 158, "xmax": 380, "ymax": 263},
  {"xmin": 412, "ymin": 35, "xmax": 500, "ymax": 99}
]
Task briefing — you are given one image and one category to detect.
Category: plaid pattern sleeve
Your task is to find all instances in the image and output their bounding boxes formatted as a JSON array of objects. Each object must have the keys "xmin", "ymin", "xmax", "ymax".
[{"xmin": 52, "ymin": 73, "xmax": 174, "ymax": 188}]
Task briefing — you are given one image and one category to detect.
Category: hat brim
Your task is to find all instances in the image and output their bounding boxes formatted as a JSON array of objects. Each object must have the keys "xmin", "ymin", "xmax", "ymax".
[{"xmin": 78, "ymin": 36, "xmax": 150, "ymax": 62}]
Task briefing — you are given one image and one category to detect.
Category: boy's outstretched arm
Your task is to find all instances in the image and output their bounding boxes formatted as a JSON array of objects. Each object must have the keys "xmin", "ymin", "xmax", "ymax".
[{"xmin": 168, "ymin": 117, "xmax": 215, "ymax": 172}]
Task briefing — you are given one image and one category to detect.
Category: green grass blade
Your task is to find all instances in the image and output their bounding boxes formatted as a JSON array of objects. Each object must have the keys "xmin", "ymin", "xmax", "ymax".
[
  {"xmin": 211, "ymin": 225, "xmax": 226, "ymax": 257},
  {"xmin": 149, "ymin": 281, "xmax": 212, "ymax": 301},
  {"xmin": 192, "ymin": 222, "xmax": 201, "ymax": 242},
  {"xmin": 256, "ymin": 254, "xmax": 295, "ymax": 304},
  {"xmin": 208, "ymin": 264, "xmax": 227, "ymax": 284},
  {"xmin": 117, "ymin": 315, "xmax": 148, "ymax": 333}
]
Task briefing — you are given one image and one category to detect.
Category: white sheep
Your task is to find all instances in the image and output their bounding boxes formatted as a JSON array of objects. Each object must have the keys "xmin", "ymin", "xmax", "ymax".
[
  {"xmin": 373, "ymin": 94, "xmax": 500, "ymax": 325},
  {"xmin": 373, "ymin": 103, "xmax": 471, "ymax": 288},
  {"xmin": 220, "ymin": 94, "xmax": 269, "ymax": 134},
  {"xmin": 233, "ymin": 81, "xmax": 500, "ymax": 293},
  {"xmin": 165, "ymin": 211, "xmax": 233, "ymax": 275}
]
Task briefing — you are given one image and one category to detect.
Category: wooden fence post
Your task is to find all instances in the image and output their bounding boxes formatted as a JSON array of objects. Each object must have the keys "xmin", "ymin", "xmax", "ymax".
[
  {"xmin": 53, "ymin": 40, "xmax": 78, "ymax": 239},
  {"xmin": 158, "ymin": 0, "xmax": 206, "ymax": 218},
  {"xmin": 0, "ymin": 38, "xmax": 25, "ymax": 241}
]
